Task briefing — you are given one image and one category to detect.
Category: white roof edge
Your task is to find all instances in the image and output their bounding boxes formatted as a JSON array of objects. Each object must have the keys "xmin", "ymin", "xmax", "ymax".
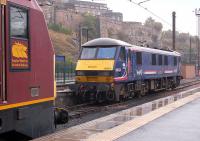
[{"xmin": 130, "ymin": 45, "xmax": 181, "ymax": 56}]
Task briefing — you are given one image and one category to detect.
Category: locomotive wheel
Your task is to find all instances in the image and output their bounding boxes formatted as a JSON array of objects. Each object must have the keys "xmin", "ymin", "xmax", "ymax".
[
  {"xmin": 106, "ymin": 90, "xmax": 115, "ymax": 101},
  {"xmin": 96, "ymin": 91, "xmax": 104, "ymax": 103},
  {"xmin": 176, "ymin": 78, "xmax": 180, "ymax": 86},
  {"xmin": 129, "ymin": 91, "xmax": 135, "ymax": 98},
  {"xmin": 141, "ymin": 83, "xmax": 146, "ymax": 96},
  {"xmin": 119, "ymin": 85, "xmax": 128, "ymax": 101}
]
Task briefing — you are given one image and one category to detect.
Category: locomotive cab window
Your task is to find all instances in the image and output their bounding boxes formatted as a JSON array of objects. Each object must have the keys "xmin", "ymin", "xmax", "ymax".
[
  {"xmin": 10, "ymin": 6, "xmax": 28, "ymax": 38},
  {"xmin": 97, "ymin": 47, "xmax": 116, "ymax": 59},
  {"xmin": 152, "ymin": 54, "xmax": 157, "ymax": 65},
  {"xmin": 136, "ymin": 52, "xmax": 142, "ymax": 65},
  {"xmin": 80, "ymin": 47, "xmax": 96, "ymax": 59},
  {"xmin": 118, "ymin": 47, "xmax": 126, "ymax": 61}
]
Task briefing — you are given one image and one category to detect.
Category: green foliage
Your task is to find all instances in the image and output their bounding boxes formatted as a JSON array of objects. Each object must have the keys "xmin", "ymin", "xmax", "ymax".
[
  {"xmin": 48, "ymin": 23, "xmax": 72, "ymax": 35},
  {"xmin": 81, "ymin": 14, "xmax": 99, "ymax": 39},
  {"xmin": 107, "ymin": 28, "xmax": 114, "ymax": 38},
  {"xmin": 117, "ymin": 31, "xmax": 130, "ymax": 43},
  {"xmin": 144, "ymin": 17, "xmax": 163, "ymax": 32}
]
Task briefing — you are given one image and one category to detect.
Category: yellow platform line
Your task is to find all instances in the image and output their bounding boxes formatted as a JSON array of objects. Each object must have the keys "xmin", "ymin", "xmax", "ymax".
[{"xmin": 87, "ymin": 92, "xmax": 200, "ymax": 141}]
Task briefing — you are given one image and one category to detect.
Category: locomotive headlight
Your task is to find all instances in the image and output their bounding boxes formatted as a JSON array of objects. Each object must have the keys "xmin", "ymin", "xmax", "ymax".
[{"xmin": 76, "ymin": 71, "xmax": 85, "ymax": 76}]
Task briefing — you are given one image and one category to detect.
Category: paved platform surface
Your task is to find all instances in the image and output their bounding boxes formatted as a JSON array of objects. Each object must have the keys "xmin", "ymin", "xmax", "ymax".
[
  {"xmin": 116, "ymin": 98, "xmax": 200, "ymax": 141},
  {"xmin": 33, "ymin": 88, "xmax": 200, "ymax": 141}
]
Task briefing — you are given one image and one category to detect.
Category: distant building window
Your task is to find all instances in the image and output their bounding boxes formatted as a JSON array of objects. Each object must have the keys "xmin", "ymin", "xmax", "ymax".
[
  {"xmin": 158, "ymin": 55, "xmax": 162, "ymax": 66},
  {"xmin": 164, "ymin": 56, "xmax": 168, "ymax": 65},
  {"xmin": 152, "ymin": 54, "xmax": 156, "ymax": 65},
  {"xmin": 174, "ymin": 57, "xmax": 177, "ymax": 66},
  {"xmin": 136, "ymin": 52, "xmax": 142, "ymax": 65}
]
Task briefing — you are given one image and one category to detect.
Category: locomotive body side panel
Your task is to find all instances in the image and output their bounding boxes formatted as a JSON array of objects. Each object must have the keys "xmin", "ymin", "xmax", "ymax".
[
  {"xmin": 0, "ymin": 0, "xmax": 55, "ymax": 109},
  {"xmin": 0, "ymin": 0, "xmax": 55, "ymax": 138}
]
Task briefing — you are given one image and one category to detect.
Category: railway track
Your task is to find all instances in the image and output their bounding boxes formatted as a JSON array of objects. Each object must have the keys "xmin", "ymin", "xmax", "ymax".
[{"xmin": 64, "ymin": 78, "xmax": 200, "ymax": 121}]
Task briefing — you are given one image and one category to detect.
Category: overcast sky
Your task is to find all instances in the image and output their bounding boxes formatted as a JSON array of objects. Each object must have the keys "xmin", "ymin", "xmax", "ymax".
[{"xmin": 87, "ymin": 0, "xmax": 199, "ymax": 35}]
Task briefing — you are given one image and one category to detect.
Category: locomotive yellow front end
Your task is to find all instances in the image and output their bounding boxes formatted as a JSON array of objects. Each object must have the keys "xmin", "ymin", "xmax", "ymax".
[
  {"xmin": 76, "ymin": 60, "xmax": 115, "ymax": 83},
  {"xmin": 75, "ymin": 39, "xmax": 121, "ymax": 102}
]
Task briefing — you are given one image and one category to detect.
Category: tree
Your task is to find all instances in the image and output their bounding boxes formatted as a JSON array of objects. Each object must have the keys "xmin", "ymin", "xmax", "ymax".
[
  {"xmin": 81, "ymin": 14, "xmax": 99, "ymax": 40},
  {"xmin": 144, "ymin": 17, "xmax": 163, "ymax": 32},
  {"xmin": 144, "ymin": 17, "xmax": 155, "ymax": 27}
]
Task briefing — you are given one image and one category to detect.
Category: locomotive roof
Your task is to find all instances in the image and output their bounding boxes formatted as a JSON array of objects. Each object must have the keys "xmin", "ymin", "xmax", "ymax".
[
  {"xmin": 82, "ymin": 38, "xmax": 181, "ymax": 56},
  {"xmin": 82, "ymin": 38, "xmax": 132, "ymax": 47}
]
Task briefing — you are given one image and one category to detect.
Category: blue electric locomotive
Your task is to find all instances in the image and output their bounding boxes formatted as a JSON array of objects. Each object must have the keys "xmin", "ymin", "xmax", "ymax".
[{"xmin": 75, "ymin": 38, "xmax": 181, "ymax": 102}]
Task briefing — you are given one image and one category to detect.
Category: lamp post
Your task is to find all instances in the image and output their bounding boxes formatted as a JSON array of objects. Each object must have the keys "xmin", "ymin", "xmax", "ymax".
[
  {"xmin": 79, "ymin": 25, "xmax": 92, "ymax": 51},
  {"xmin": 189, "ymin": 36, "xmax": 192, "ymax": 64}
]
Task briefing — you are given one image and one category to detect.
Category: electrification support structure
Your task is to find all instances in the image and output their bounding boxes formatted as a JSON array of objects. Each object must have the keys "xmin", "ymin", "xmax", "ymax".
[
  {"xmin": 195, "ymin": 9, "xmax": 200, "ymax": 70},
  {"xmin": 172, "ymin": 12, "xmax": 176, "ymax": 51}
]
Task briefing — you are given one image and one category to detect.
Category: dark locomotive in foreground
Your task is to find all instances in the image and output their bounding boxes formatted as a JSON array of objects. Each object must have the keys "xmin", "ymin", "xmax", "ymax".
[
  {"xmin": 0, "ymin": 0, "xmax": 68, "ymax": 139},
  {"xmin": 75, "ymin": 38, "xmax": 181, "ymax": 102}
]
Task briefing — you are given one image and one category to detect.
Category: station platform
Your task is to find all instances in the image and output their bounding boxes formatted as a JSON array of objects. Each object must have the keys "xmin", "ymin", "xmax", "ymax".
[
  {"xmin": 34, "ymin": 87, "xmax": 200, "ymax": 141},
  {"xmin": 116, "ymin": 98, "xmax": 200, "ymax": 141}
]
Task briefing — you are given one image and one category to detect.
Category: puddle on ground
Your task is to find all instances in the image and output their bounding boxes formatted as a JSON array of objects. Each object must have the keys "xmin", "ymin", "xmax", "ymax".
[
  {"xmin": 85, "ymin": 120, "xmax": 123, "ymax": 131},
  {"xmin": 79, "ymin": 90, "xmax": 195, "ymax": 137},
  {"xmin": 37, "ymin": 88, "xmax": 199, "ymax": 141},
  {"xmin": 54, "ymin": 130, "xmax": 99, "ymax": 140},
  {"xmin": 108, "ymin": 115, "xmax": 135, "ymax": 123}
]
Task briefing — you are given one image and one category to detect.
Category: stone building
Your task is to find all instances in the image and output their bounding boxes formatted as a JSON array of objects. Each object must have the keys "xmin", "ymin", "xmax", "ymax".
[
  {"xmin": 102, "ymin": 11, "xmax": 123, "ymax": 22},
  {"xmin": 37, "ymin": 0, "xmax": 55, "ymax": 24},
  {"xmin": 54, "ymin": 0, "xmax": 123, "ymax": 21},
  {"xmin": 37, "ymin": 0, "xmax": 161, "ymax": 48},
  {"xmin": 55, "ymin": 0, "xmax": 108, "ymax": 16},
  {"xmin": 55, "ymin": 9, "xmax": 83, "ymax": 31},
  {"xmin": 98, "ymin": 17, "xmax": 123, "ymax": 38},
  {"xmin": 122, "ymin": 22, "xmax": 153, "ymax": 46},
  {"xmin": 98, "ymin": 19, "xmax": 161, "ymax": 47}
]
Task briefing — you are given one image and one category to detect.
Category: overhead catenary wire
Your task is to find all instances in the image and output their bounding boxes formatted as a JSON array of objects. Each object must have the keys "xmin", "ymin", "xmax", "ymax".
[{"xmin": 128, "ymin": 0, "xmax": 185, "ymax": 33}]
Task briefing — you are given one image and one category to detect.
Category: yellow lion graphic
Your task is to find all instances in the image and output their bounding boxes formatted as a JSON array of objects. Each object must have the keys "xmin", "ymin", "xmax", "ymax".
[{"xmin": 12, "ymin": 42, "xmax": 28, "ymax": 59}]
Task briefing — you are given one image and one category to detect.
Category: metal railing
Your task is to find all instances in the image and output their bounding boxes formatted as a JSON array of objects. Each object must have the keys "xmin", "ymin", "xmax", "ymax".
[{"xmin": 55, "ymin": 61, "xmax": 76, "ymax": 84}]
